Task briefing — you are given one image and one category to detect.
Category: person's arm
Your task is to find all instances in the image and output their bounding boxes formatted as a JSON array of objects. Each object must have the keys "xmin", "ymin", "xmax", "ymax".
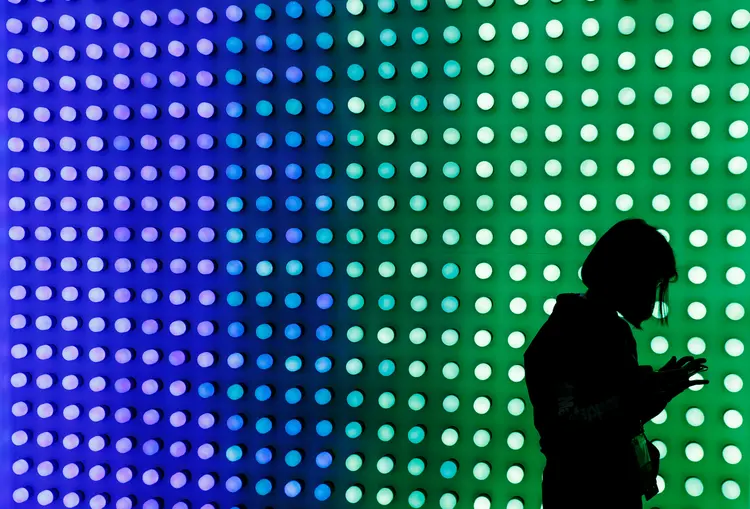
[{"xmin": 634, "ymin": 365, "xmax": 670, "ymax": 425}]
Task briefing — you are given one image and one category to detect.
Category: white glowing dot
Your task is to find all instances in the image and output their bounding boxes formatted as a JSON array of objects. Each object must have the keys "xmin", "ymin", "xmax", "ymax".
[
  {"xmin": 168, "ymin": 40, "xmax": 186, "ymax": 57},
  {"xmin": 197, "ymin": 102, "xmax": 215, "ymax": 117},
  {"xmin": 6, "ymin": 19, "xmax": 23, "ymax": 34},
  {"xmin": 141, "ymin": 10, "xmax": 158, "ymax": 26},
  {"xmin": 59, "ymin": 76, "xmax": 77, "ymax": 91},
  {"xmin": 8, "ymin": 78, "xmax": 24, "ymax": 93},
  {"xmin": 7, "ymin": 48, "xmax": 24, "ymax": 64},
  {"xmin": 197, "ymin": 38, "xmax": 215, "ymax": 55},
  {"xmin": 59, "ymin": 14, "xmax": 76, "ymax": 31},
  {"xmin": 113, "ymin": 11, "xmax": 130, "ymax": 28},
  {"xmin": 227, "ymin": 5, "xmax": 244, "ymax": 21},
  {"xmin": 86, "ymin": 14, "xmax": 103, "ymax": 30},
  {"xmin": 59, "ymin": 45, "xmax": 76, "ymax": 61},
  {"xmin": 199, "ymin": 474, "xmax": 216, "ymax": 490},
  {"xmin": 117, "ymin": 467, "xmax": 133, "ymax": 483},
  {"xmin": 197, "ymin": 7, "xmax": 215, "ymax": 23},
  {"xmin": 169, "ymin": 9, "xmax": 186, "ymax": 25},
  {"xmin": 37, "ymin": 489, "xmax": 55, "ymax": 505},
  {"xmin": 170, "ymin": 71, "xmax": 187, "ymax": 87},
  {"xmin": 140, "ymin": 42, "xmax": 157, "ymax": 58},
  {"xmin": 113, "ymin": 43, "xmax": 131, "ymax": 59}
]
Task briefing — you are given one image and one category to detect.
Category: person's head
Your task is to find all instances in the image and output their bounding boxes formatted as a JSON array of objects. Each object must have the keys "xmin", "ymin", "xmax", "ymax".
[{"xmin": 581, "ymin": 218, "xmax": 678, "ymax": 329}]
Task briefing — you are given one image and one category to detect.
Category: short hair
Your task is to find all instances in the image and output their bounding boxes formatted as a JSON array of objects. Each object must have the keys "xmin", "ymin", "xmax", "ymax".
[{"xmin": 581, "ymin": 218, "xmax": 678, "ymax": 327}]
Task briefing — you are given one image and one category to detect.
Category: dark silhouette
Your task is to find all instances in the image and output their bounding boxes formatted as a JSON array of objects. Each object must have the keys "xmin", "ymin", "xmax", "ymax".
[{"xmin": 524, "ymin": 219, "xmax": 709, "ymax": 508}]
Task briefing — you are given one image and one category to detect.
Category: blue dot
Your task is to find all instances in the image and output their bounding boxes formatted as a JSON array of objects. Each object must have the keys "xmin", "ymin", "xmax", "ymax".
[
  {"xmin": 286, "ymin": 99, "xmax": 303, "ymax": 115},
  {"xmin": 143, "ymin": 439, "xmax": 160, "ymax": 455},
  {"xmin": 285, "ymin": 293, "xmax": 302, "ymax": 309},
  {"xmin": 256, "ymin": 447, "xmax": 273, "ymax": 464},
  {"xmin": 286, "ymin": 1, "xmax": 303, "ymax": 18},
  {"xmin": 317, "ymin": 262, "xmax": 333, "ymax": 277},
  {"xmin": 286, "ymin": 228, "xmax": 303, "ymax": 243},
  {"xmin": 255, "ymin": 228, "xmax": 273, "ymax": 243},
  {"xmin": 256, "ymin": 68, "xmax": 274, "ymax": 84},
  {"xmin": 317, "ymin": 325, "xmax": 333, "ymax": 341},
  {"xmin": 315, "ymin": 388, "xmax": 332, "ymax": 404},
  {"xmin": 315, "ymin": 66, "xmax": 333, "ymax": 83},
  {"xmin": 315, "ymin": 484, "xmax": 332, "ymax": 501},
  {"xmin": 317, "ymin": 98, "xmax": 334, "ymax": 114},
  {"xmin": 317, "ymin": 294, "xmax": 334, "ymax": 309},
  {"xmin": 316, "ymin": 32, "xmax": 334, "ymax": 50},
  {"xmin": 316, "ymin": 451, "xmax": 333, "ymax": 468},
  {"xmin": 286, "ymin": 419, "xmax": 303, "ymax": 435},
  {"xmin": 286, "ymin": 33, "xmax": 303, "ymax": 50},
  {"xmin": 286, "ymin": 67, "xmax": 303, "ymax": 83},
  {"xmin": 227, "ymin": 415, "xmax": 244, "ymax": 431},
  {"xmin": 256, "ymin": 292, "xmax": 273, "ymax": 307},
  {"xmin": 285, "ymin": 131, "xmax": 303, "ymax": 147},
  {"xmin": 226, "ymin": 133, "xmax": 244, "ymax": 148},
  {"xmin": 256, "ymin": 417, "xmax": 272, "ymax": 433},
  {"xmin": 226, "ymin": 164, "xmax": 243, "ymax": 180},
  {"xmin": 286, "ymin": 323, "xmax": 302, "ymax": 339},
  {"xmin": 226, "ymin": 102, "xmax": 244, "ymax": 118},
  {"xmin": 228, "ymin": 322, "xmax": 245, "ymax": 337},
  {"xmin": 256, "ymin": 196, "xmax": 273, "ymax": 212},
  {"xmin": 316, "ymin": 419, "xmax": 333, "ymax": 436},
  {"xmin": 285, "ymin": 196, "xmax": 303, "ymax": 211},
  {"xmin": 315, "ymin": 357, "xmax": 333, "ymax": 373},
  {"xmin": 316, "ymin": 130, "xmax": 334, "ymax": 147},
  {"xmin": 226, "ymin": 69, "xmax": 243, "ymax": 85},
  {"xmin": 198, "ymin": 383, "xmax": 215, "ymax": 398},
  {"xmin": 256, "ymin": 133, "xmax": 273, "ymax": 148},
  {"xmin": 316, "ymin": 1, "xmax": 333, "ymax": 17},
  {"xmin": 113, "ymin": 136, "xmax": 131, "ymax": 151},
  {"xmin": 347, "ymin": 64, "xmax": 365, "ymax": 81},
  {"xmin": 255, "ymin": 4, "xmax": 273, "ymax": 20},
  {"xmin": 286, "ymin": 388, "xmax": 302, "ymax": 404},
  {"xmin": 226, "ymin": 37, "xmax": 244, "ymax": 53},
  {"xmin": 316, "ymin": 228, "xmax": 333, "ymax": 244},
  {"xmin": 256, "ymin": 35, "xmax": 273, "ymax": 52},
  {"xmin": 256, "ymin": 100, "xmax": 273, "ymax": 116},
  {"xmin": 256, "ymin": 323, "xmax": 273, "ymax": 339},
  {"xmin": 227, "ymin": 260, "xmax": 244, "ymax": 275},
  {"xmin": 315, "ymin": 164, "xmax": 333, "ymax": 179},
  {"xmin": 280, "ymin": 164, "xmax": 300, "ymax": 180}
]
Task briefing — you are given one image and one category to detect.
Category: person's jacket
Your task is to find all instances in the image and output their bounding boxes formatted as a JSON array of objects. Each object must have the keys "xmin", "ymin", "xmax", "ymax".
[{"xmin": 524, "ymin": 293, "xmax": 663, "ymax": 500}]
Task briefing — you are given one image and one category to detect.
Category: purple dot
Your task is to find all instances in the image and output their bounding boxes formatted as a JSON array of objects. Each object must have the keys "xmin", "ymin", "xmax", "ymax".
[
  {"xmin": 197, "ymin": 165, "xmax": 215, "ymax": 180},
  {"xmin": 198, "ymin": 260, "xmax": 215, "ymax": 275},
  {"xmin": 198, "ymin": 196, "xmax": 215, "ymax": 210},
  {"xmin": 169, "ymin": 350, "xmax": 186, "ymax": 366},
  {"xmin": 143, "ymin": 410, "xmax": 160, "ymax": 425},
  {"xmin": 170, "ymin": 228, "xmax": 187, "ymax": 242},
  {"xmin": 141, "ymin": 72, "xmax": 158, "ymax": 88},
  {"xmin": 317, "ymin": 293, "xmax": 334, "ymax": 309},
  {"xmin": 196, "ymin": 71, "xmax": 214, "ymax": 86},
  {"xmin": 115, "ymin": 378, "xmax": 132, "ymax": 393},
  {"xmin": 114, "ymin": 227, "xmax": 131, "ymax": 242},
  {"xmin": 141, "ymin": 259, "xmax": 159, "ymax": 273},
  {"xmin": 170, "ymin": 259, "xmax": 187, "ymax": 274},
  {"xmin": 197, "ymin": 321, "xmax": 214, "ymax": 336},
  {"xmin": 170, "ymin": 71, "xmax": 187, "ymax": 87},
  {"xmin": 114, "ymin": 166, "xmax": 132, "ymax": 181},
  {"xmin": 142, "ymin": 319, "xmax": 159, "ymax": 334},
  {"xmin": 198, "ymin": 228, "xmax": 215, "ymax": 242},
  {"xmin": 197, "ymin": 134, "xmax": 214, "ymax": 149}
]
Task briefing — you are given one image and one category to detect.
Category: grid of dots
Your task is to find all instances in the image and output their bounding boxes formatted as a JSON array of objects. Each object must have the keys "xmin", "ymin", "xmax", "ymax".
[{"xmin": 3, "ymin": 0, "xmax": 750, "ymax": 508}]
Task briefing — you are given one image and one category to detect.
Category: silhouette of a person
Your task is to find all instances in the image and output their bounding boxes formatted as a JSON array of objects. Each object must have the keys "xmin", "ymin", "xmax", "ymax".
[{"xmin": 524, "ymin": 219, "xmax": 709, "ymax": 508}]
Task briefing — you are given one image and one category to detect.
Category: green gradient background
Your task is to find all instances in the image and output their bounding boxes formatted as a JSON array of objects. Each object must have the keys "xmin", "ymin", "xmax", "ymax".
[{"xmin": 315, "ymin": 1, "xmax": 749, "ymax": 508}]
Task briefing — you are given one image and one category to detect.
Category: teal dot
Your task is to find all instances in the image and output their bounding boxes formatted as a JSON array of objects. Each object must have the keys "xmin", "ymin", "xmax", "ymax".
[
  {"xmin": 227, "ymin": 291, "xmax": 245, "ymax": 307},
  {"xmin": 255, "ymin": 4, "xmax": 273, "ymax": 20},
  {"xmin": 412, "ymin": 27, "xmax": 429, "ymax": 45},
  {"xmin": 410, "ymin": 95, "xmax": 428, "ymax": 112},
  {"xmin": 378, "ymin": 294, "xmax": 395, "ymax": 310},
  {"xmin": 442, "ymin": 296, "xmax": 459, "ymax": 313},
  {"xmin": 316, "ymin": 1, "xmax": 333, "ymax": 17},
  {"xmin": 256, "ymin": 291, "xmax": 273, "ymax": 307},
  {"xmin": 316, "ymin": 32, "xmax": 334, "ymax": 49},
  {"xmin": 378, "ymin": 0, "xmax": 396, "ymax": 13},
  {"xmin": 256, "ymin": 323, "xmax": 273, "ymax": 339},
  {"xmin": 380, "ymin": 29, "xmax": 397, "ymax": 46},
  {"xmin": 379, "ymin": 96, "xmax": 396, "ymax": 113},
  {"xmin": 226, "ymin": 164, "xmax": 243, "ymax": 180},
  {"xmin": 347, "ymin": 64, "xmax": 365, "ymax": 81},
  {"xmin": 378, "ymin": 228, "xmax": 395, "ymax": 244},
  {"xmin": 226, "ymin": 37, "xmax": 244, "ymax": 53},
  {"xmin": 317, "ymin": 228, "xmax": 333, "ymax": 244},
  {"xmin": 444, "ymin": 94, "xmax": 461, "ymax": 111},
  {"xmin": 411, "ymin": 61, "xmax": 428, "ymax": 78},
  {"xmin": 444, "ymin": 26, "xmax": 461, "ymax": 44},
  {"xmin": 226, "ymin": 260, "xmax": 244, "ymax": 275},
  {"xmin": 442, "ymin": 263, "xmax": 459, "ymax": 279},
  {"xmin": 378, "ymin": 162, "xmax": 395, "ymax": 178},
  {"xmin": 226, "ymin": 133, "xmax": 243, "ymax": 148},
  {"xmin": 411, "ymin": 0, "xmax": 429, "ymax": 11},
  {"xmin": 226, "ymin": 102, "xmax": 244, "ymax": 118},
  {"xmin": 285, "ymin": 293, "xmax": 302, "ymax": 309},
  {"xmin": 286, "ymin": 99, "xmax": 303, "ymax": 115},
  {"xmin": 226, "ymin": 228, "xmax": 244, "ymax": 243},
  {"xmin": 444, "ymin": 60, "xmax": 461, "ymax": 78},
  {"xmin": 345, "ymin": 421, "xmax": 363, "ymax": 438},
  {"xmin": 347, "ymin": 130, "xmax": 364, "ymax": 146},
  {"xmin": 226, "ymin": 445, "xmax": 243, "ymax": 462},
  {"xmin": 316, "ymin": 164, "xmax": 333, "ymax": 179},
  {"xmin": 287, "ymin": 33, "xmax": 304, "ymax": 51},
  {"xmin": 446, "ymin": 0, "xmax": 462, "ymax": 7},
  {"xmin": 444, "ymin": 161, "xmax": 460, "ymax": 177},
  {"xmin": 226, "ymin": 197, "xmax": 244, "ymax": 212},
  {"xmin": 227, "ymin": 384, "xmax": 245, "ymax": 400},
  {"xmin": 316, "ymin": 66, "xmax": 333, "ymax": 82},
  {"xmin": 256, "ymin": 100, "xmax": 273, "ymax": 116},
  {"xmin": 225, "ymin": 69, "xmax": 243, "ymax": 85},
  {"xmin": 378, "ymin": 62, "xmax": 396, "ymax": 79},
  {"xmin": 256, "ymin": 479, "xmax": 273, "ymax": 496},
  {"xmin": 285, "ymin": 131, "xmax": 303, "ymax": 147}
]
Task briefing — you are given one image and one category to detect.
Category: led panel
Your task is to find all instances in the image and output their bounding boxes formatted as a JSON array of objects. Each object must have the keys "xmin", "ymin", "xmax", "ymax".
[{"xmin": 2, "ymin": 1, "xmax": 749, "ymax": 508}]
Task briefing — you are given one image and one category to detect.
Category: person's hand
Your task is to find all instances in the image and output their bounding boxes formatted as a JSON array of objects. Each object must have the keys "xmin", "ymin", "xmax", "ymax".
[{"xmin": 652, "ymin": 356, "xmax": 709, "ymax": 400}]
